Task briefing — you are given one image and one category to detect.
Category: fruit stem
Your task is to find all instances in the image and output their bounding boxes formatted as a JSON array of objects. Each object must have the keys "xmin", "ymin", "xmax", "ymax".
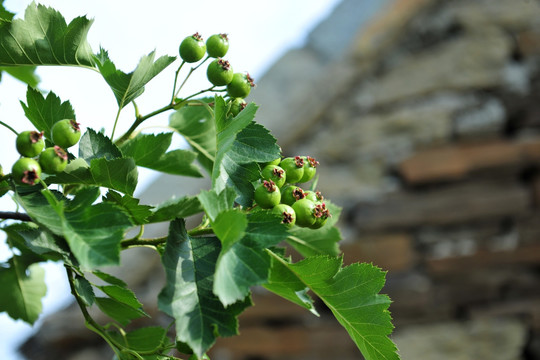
[
  {"xmin": 0, "ymin": 120, "xmax": 19, "ymax": 135},
  {"xmin": 171, "ymin": 60, "xmax": 186, "ymax": 102},
  {"xmin": 174, "ymin": 55, "xmax": 210, "ymax": 99},
  {"xmin": 110, "ymin": 107, "xmax": 122, "ymax": 140}
]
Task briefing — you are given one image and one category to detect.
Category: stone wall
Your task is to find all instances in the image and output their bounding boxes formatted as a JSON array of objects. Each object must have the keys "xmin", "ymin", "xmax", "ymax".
[{"xmin": 21, "ymin": 0, "xmax": 540, "ymax": 359}]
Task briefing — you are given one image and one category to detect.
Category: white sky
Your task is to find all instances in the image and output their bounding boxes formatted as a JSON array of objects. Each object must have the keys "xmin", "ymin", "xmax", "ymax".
[{"xmin": 0, "ymin": 1, "xmax": 343, "ymax": 359}]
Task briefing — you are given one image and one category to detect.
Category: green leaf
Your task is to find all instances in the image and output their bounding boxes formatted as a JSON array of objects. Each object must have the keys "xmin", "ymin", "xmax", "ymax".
[
  {"xmin": 20, "ymin": 87, "xmax": 76, "ymax": 140},
  {"xmin": 158, "ymin": 219, "xmax": 250, "ymax": 358},
  {"xmin": 0, "ymin": 261, "xmax": 46, "ymax": 324},
  {"xmin": 79, "ymin": 128, "xmax": 122, "ymax": 163},
  {"xmin": 109, "ymin": 327, "xmax": 167, "ymax": 353},
  {"xmin": 0, "ymin": 1, "xmax": 15, "ymax": 21},
  {"xmin": 169, "ymin": 98, "xmax": 216, "ymax": 174},
  {"xmin": 47, "ymin": 157, "xmax": 138, "ymax": 195},
  {"xmin": 73, "ymin": 275, "xmax": 94, "ymax": 306},
  {"xmin": 15, "ymin": 188, "xmax": 64, "ymax": 235},
  {"xmin": 18, "ymin": 188, "xmax": 133, "ymax": 269},
  {"xmin": 95, "ymin": 297, "xmax": 147, "ymax": 326},
  {"xmin": 103, "ymin": 191, "xmax": 153, "ymax": 225},
  {"xmin": 0, "ymin": 66, "xmax": 39, "ymax": 87},
  {"xmin": 98, "ymin": 285, "xmax": 144, "ymax": 310},
  {"xmin": 0, "ymin": 2, "xmax": 95, "ymax": 67},
  {"xmin": 267, "ymin": 253, "xmax": 399, "ymax": 360},
  {"xmin": 120, "ymin": 133, "xmax": 202, "ymax": 177},
  {"xmin": 197, "ymin": 187, "xmax": 237, "ymax": 222},
  {"xmin": 2, "ymin": 222, "xmax": 69, "ymax": 259},
  {"xmin": 94, "ymin": 48, "xmax": 175, "ymax": 109},
  {"xmin": 89, "ymin": 158, "xmax": 138, "ymax": 195},
  {"xmin": 212, "ymin": 211, "xmax": 287, "ymax": 306},
  {"xmin": 212, "ymin": 209, "xmax": 247, "ymax": 252},
  {"xmin": 146, "ymin": 195, "xmax": 202, "ymax": 223},
  {"xmin": 212, "ymin": 97, "xmax": 280, "ymax": 206},
  {"xmin": 0, "ymin": 179, "xmax": 9, "ymax": 198},
  {"xmin": 287, "ymin": 201, "xmax": 342, "ymax": 257},
  {"xmin": 92, "ymin": 269, "xmax": 127, "ymax": 287},
  {"xmin": 263, "ymin": 254, "xmax": 318, "ymax": 315}
]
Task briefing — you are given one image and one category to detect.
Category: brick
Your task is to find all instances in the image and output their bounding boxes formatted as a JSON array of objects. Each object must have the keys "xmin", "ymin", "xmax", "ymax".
[
  {"xmin": 400, "ymin": 139, "xmax": 540, "ymax": 185},
  {"xmin": 425, "ymin": 244, "xmax": 540, "ymax": 274},
  {"xmin": 342, "ymin": 233, "xmax": 416, "ymax": 272},
  {"xmin": 354, "ymin": 181, "xmax": 531, "ymax": 230}
]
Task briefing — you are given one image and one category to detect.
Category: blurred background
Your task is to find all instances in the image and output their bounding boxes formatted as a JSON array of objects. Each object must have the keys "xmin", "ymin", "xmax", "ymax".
[{"xmin": 3, "ymin": 0, "xmax": 540, "ymax": 359}]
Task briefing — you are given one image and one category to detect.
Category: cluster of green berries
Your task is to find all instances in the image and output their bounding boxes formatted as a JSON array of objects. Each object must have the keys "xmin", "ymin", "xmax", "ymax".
[
  {"xmin": 179, "ymin": 33, "xmax": 255, "ymax": 116},
  {"xmin": 253, "ymin": 156, "xmax": 331, "ymax": 229},
  {"xmin": 11, "ymin": 119, "xmax": 81, "ymax": 186}
]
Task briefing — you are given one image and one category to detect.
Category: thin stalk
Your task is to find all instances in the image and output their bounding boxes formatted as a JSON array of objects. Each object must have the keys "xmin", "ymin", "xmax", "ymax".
[
  {"xmin": 110, "ymin": 108, "xmax": 122, "ymax": 140},
  {"xmin": 174, "ymin": 56, "xmax": 209, "ymax": 100},
  {"xmin": 0, "ymin": 120, "xmax": 18, "ymax": 135},
  {"xmin": 171, "ymin": 60, "xmax": 186, "ymax": 102},
  {"xmin": 0, "ymin": 211, "xmax": 32, "ymax": 222}
]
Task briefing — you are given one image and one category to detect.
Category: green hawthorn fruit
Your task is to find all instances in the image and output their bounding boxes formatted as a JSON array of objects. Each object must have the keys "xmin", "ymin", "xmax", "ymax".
[
  {"xmin": 207, "ymin": 58, "xmax": 234, "ymax": 86},
  {"xmin": 11, "ymin": 157, "xmax": 41, "ymax": 185},
  {"xmin": 292, "ymin": 198, "xmax": 317, "ymax": 227},
  {"xmin": 179, "ymin": 33, "xmax": 206, "ymax": 63},
  {"xmin": 254, "ymin": 180, "xmax": 281, "ymax": 208},
  {"xmin": 39, "ymin": 146, "xmax": 68, "ymax": 174},
  {"xmin": 51, "ymin": 119, "xmax": 81, "ymax": 148},
  {"xmin": 261, "ymin": 164, "xmax": 286, "ymax": 188},
  {"xmin": 206, "ymin": 33, "xmax": 229, "ymax": 58},
  {"xmin": 272, "ymin": 203, "xmax": 296, "ymax": 227},
  {"xmin": 16, "ymin": 130, "xmax": 44, "ymax": 157}
]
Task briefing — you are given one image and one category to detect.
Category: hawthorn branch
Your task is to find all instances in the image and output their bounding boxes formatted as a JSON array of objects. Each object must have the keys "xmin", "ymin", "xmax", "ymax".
[{"xmin": 0, "ymin": 211, "xmax": 32, "ymax": 222}]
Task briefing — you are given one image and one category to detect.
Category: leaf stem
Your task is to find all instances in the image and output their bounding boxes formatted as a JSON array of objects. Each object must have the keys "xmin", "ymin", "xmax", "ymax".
[{"xmin": 0, "ymin": 120, "xmax": 19, "ymax": 135}]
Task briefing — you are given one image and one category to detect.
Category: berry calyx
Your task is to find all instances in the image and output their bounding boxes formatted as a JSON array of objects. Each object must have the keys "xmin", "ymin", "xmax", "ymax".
[
  {"xmin": 292, "ymin": 198, "xmax": 317, "ymax": 227},
  {"xmin": 281, "ymin": 185, "xmax": 305, "ymax": 206},
  {"xmin": 179, "ymin": 33, "xmax": 206, "ymax": 63},
  {"xmin": 261, "ymin": 164, "xmax": 286, "ymax": 188},
  {"xmin": 16, "ymin": 130, "xmax": 44, "ymax": 157},
  {"xmin": 51, "ymin": 119, "xmax": 81, "ymax": 148},
  {"xmin": 226, "ymin": 72, "xmax": 255, "ymax": 98},
  {"xmin": 39, "ymin": 146, "xmax": 68, "ymax": 174},
  {"xmin": 272, "ymin": 204, "xmax": 296, "ymax": 227},
  {"xmin": 299, "ymin": 156, "xmax": 319, "ymax": 183},
  {"xmin": 280, "ymin": 156, "xmax": 304, "ymax": 184},
  {"xmin": 254, "ymin": 180, "xmax": 281, "ymax": 209},
  {"xmin": 310, "ymin": 202, "xmax": 331, "ymax": 229},
  {"xmin": 206, "ymin": 33, "xmax": 229, "ymax": 58},
  {"xmin": 11, "ymin": 157, "xmax": 41, "ymax": 186},
  {"xmin": 207, "ymin": 58, "xmax": 234, "ymax": 86}
]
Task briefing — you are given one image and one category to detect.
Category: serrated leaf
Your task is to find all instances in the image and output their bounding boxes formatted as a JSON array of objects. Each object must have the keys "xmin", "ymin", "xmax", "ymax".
[
  {"xmin": 169, "ymin": 98, "xmax": 216, "ymax": 174},
  {"xmin": 20, "ymin": 87, "xmax": 76, "ymax": 139},
  {"xmin": 18, "ymin": 188, "xmax": 133, "ymax": 269},
  {"xmin": 103, "ymin": 191, "xmax": 152, "ymax": 225},
  {"xmin": 212, "ymin": 211, "xmax": 287, "ymax": 306},
  {"xmin": 0, "ymin": 179, "xmax": 10, "ymax": 198},
  {"xmin": 94, "ymin": 48, "xmax": 175, "ymax": 109},
  {"xmin": 109, "ymin": 327, "xmax": 167, "ymax": 353},
  {"xmin": 74, "ymin": 275, "xmax": 94, "ymax": 306},
  {"xmin": 0, "ymin": 66, "xmax": 39, "ymax": 87},
  {"xmin": 47, "ymin": 157, "xmax": 138, "ymax": 195},
  {"xmin": 98, "ymin": 285, "xmax": 143, "ymax": 310},
  {"xmin": 287, "ymin": 201, "xmax": 342, "ymax": 257},
  {"xmin": 0, "ymin": 2, "xmax": 95, "ymax": 67},
  {"xmin": 197, "ymin": 187, "xmax": 237, "ymax": 222},
  {"xmin": 95, "ymin": 297, "xmax": 147, "ymax": 326},
  {"xmin": 263, "ymin": 254, "xmax": 318, "ymax": 315},
  {"xmin": 212, "ymin": 97, "xmax": 280, "ymax": 206},
  {"xmin": 0, "ymin": 261, "xmax": 46, "ymax": 324},
  {"xmin": 0, "ymin": 1, "xmax": 15, "ymax": 21},
  {"xmin": 158, "ymin": 219, "xmax": 250, "ymax": 358},
  {"xmin": 120, "ymin": 133, "xmax": 201, "ymax": 177},
  {"xmin": 79, "ymin": 128, "xmax": 122, "ymax": 163},
  {"xmin": 212, "ymin": 209, "xmax": 247, "ymax": 252},
  {"xmin": 146, "ymin": 195, "xmax": 202, "ymax": 223},
  {"xmin": 267, "ymin": 252, "xmax": 399, "ymax": 360},
  {"xmin": 92, "ymin": 270, "xmax": 127, "ymax": 288},
  {"xmin": 2, "ymin": 222, "xmax": 69, "ymax": 260}
]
